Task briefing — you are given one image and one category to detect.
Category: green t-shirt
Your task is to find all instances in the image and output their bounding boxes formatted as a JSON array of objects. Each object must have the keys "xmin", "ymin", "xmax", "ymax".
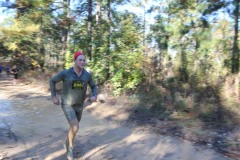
[{"xmin": 49, "ymin": 67, "xmax": 97, "ymax": 106}]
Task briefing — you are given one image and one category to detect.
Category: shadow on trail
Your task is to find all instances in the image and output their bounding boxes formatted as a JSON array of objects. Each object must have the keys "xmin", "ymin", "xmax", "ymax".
[
  {"xmin": 3, "ymin": 118, "xmax": 132, "ymax": 160},
  {"xmin": 74, "ymin": 127, "xmax": 131, "ymax": 159},
  {"xmin": 0, "ymin": 79, "xmax": 132, "ymax": 160},
  {"xmin": 7, "ymin": 130, "xmax": 67, "ymax": 160},
  {"xmin": 5, "ymin": 126, "xmax": 132, "ymax": 160}
]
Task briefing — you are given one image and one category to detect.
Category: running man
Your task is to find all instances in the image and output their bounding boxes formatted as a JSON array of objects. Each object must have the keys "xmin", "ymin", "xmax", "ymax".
[
  {"xmin": 0, "ymin": 65, "xmax": 3, "ymax": 78},
  {"xmin": 49, "ymin": 51, "xmax": 97, "ymax": 160},
  {"xmin": 10, "ymin": 65, "xmax": 19, "ymax": 84}
]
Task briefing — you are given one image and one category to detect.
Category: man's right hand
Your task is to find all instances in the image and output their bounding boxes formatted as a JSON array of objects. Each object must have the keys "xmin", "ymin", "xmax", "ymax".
[{"xmin": 52, "ymin": 97, "xmax": 60, "ymax": 105}]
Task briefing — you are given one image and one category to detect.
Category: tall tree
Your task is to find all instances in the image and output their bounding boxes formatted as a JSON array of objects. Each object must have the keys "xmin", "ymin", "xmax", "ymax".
[
  {"xmin": 0, "ymin": 0, "xmax": 53, "ymax": 70},
  {"xmin": 87, "ymin": 0, "xmax": 93, "ymax": 61},
  {"xmin": 106, "ymin": 0, "xmax": 111, "ymax": 80},
  {"xmin": 232, "ymin": 0, "xmax": 239, "ymax": 73},
  {"xmin": 60, "ymin": 0, "xmax": 71, "ymax": 68},
  {"xmin": 96, "ymin": 0, "xmax": 101, "ymax": 25},
  {"xmin": 202, "ymin": 0, "xmax": 239, "ymax": 73}
]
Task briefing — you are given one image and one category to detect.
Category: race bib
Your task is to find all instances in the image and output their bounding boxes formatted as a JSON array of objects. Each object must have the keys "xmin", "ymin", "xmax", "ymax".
[{"xmin": 72, "ymin": 80, "xmax": 84, "ymax": 89}]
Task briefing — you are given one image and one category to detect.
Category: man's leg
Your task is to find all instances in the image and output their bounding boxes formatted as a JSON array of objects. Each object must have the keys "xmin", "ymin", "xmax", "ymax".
[
  {"xmin": 61, "ymin": 104, "xmax": 80, "ymax": 160},
  {"xmin": 68, "ymin": 118, "xmax": 79, "ymax": 148},
  {"xmin": 66, "ymin": 118, "xmax": 79, "ymax": 160}
]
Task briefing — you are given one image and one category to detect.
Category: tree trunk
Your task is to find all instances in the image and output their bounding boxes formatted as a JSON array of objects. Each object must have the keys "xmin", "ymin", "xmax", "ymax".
[
  {"xmin": 39, "ymin": 15, "xmax": 45, "ymax": 72},
  {"xmin": 60, "ymin": 0, "xmax": 70, "ymax": 69},
  {"xmin": 95, "ymin": 0, "xmax": 101, "ymax": 57},
  {"xmin": 232, "ymin": 0, "xmax": 239, "ymax": 73},
  {"xmin": 180, "ymin": 42, "xmax": 188, "ymax": 82},
  {"xmin": 143, "ymin": 6, "xmax": 146, "ymax": 46},
  {"xmin": 88, "ymin": 0, "xmax": 93, "ymax": 61},
  {"xmin": 106, "ymin": 0, "xmax": 111, "ymax": 80},
  {"xmin": 96, "ymin": 0, "xmax": 101, "ymax": 25}
]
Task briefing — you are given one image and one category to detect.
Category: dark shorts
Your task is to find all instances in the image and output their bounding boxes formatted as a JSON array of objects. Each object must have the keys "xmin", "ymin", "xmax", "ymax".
[{"xmin": 61, "ymin": 104, "xmax": 83, "ymax": 123}]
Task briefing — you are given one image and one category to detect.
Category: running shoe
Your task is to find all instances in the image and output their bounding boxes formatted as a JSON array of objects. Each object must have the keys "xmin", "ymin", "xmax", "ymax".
[{"xmin": 65, "ymin": 139, "xmax": 74, "ymax": 160}]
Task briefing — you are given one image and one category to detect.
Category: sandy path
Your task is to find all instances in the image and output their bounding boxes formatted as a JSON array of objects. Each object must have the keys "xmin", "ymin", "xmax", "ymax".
[{"xmin": 0, "ymin": 78, "xmax": 234, "ymax": 160}]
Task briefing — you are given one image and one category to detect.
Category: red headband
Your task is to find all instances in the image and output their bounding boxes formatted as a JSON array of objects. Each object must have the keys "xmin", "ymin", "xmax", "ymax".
[{"xmin": 74, "ymin": 51, "xmax": 84, "ymax": 60}]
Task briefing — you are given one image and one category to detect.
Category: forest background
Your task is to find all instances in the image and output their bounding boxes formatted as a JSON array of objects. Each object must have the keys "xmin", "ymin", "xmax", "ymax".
[{"xmin": 0, "ymin": 0, "xmax": 239, "ymax": 158}]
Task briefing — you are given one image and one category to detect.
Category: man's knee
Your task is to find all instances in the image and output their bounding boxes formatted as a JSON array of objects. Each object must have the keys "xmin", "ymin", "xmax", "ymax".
[
  {"xmin": 72, "ymin": 124, "xmax": 79, "ymax": 133},
  {"xmin": 70, "ymin": 119, "xmax": 79, "ymax": 132}
]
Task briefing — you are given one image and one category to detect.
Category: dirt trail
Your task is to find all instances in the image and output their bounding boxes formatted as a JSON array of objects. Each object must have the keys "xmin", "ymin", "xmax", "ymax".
[{"xmin": 0, "ymin": 78, "xmax": 234, "ymax": 160}]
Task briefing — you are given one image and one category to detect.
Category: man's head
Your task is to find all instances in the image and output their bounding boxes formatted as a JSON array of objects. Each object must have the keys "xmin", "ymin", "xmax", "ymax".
[
  {"xmin": 74, "ymin": 51, "xmax": 85, "ymax": 70},
  {"xmin": 74, "ymin": 51, "xmax": 84, "ymax": 60}
]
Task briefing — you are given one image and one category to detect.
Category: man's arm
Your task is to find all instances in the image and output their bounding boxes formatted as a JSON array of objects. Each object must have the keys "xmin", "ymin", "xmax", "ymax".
[
  {"xmin": 49, "ymin": 71, "xmax": 64, "ymax": 105},
  {"xmin": 88, "ymin": 74, "xmax": 97, "ymax": 102}
]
